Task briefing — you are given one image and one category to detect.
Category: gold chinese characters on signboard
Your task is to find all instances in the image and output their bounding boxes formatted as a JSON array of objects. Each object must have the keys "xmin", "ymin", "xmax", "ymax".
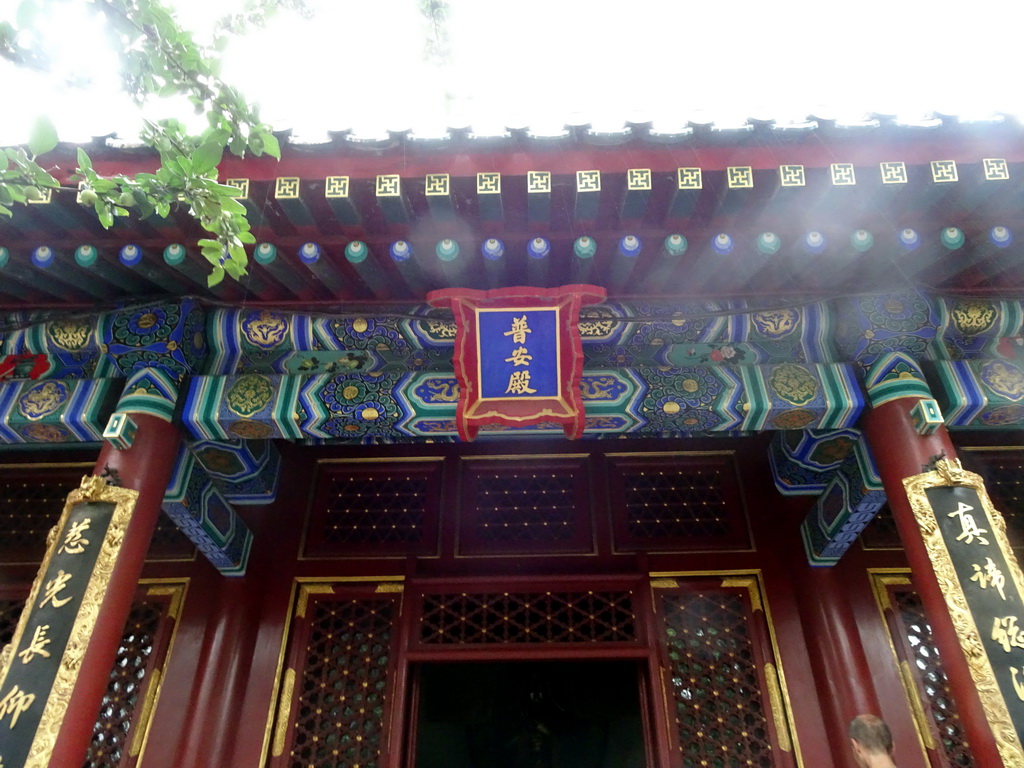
[
  {"xmin": 0, "ymin": 475, "xmax": 138, "ymax": 768},
  {"xmin": 903, "ymin": 458, "xmax": 1024, "ymax": 765}
]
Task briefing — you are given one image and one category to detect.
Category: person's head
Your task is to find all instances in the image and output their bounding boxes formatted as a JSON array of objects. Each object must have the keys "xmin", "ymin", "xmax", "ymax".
[{"xmin": 849, "ymin": 714, "xmax": 893, "ymax": 766}]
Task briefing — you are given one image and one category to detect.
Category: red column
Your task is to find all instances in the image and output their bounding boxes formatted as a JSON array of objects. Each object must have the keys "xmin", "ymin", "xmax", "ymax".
[
  {"xmin": 861, "ymin": 399, "xmax": 1004, "ymax": 766},
  {"xmin": 791, "ymin": 564, "xmax": 881, "ymax": 768},
  {"xmin": 170, "ymin": 567, "xmax": 264, "ymax": 767},
  {"xmin": 47, "ymin": 414, "xmax": 181, "ymax": 768}
]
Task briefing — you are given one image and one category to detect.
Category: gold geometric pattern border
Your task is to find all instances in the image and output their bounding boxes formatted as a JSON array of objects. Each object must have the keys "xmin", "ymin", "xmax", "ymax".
[
  {"xmin": 477, "ymin": 172, "xmax": 501, "ymax": 194},
  {"xmin": 376, "ymin": 174, "xmax": 401, "ymax": 197},
  {"xmin": 984, "ymin": 158, "xmax": 1010, "ymax": 181},
  {"xmin": 779, "ymin": 165, "xmax": 805, "ymax": 187},
  {"xmin": 324, "ymin": 176, "xmax": 349, "ymax": 198},
  {"xmin": 225, "ymin": 178, "xmax": 249, "ymax": 199},
  {"xmin": 727, "ymin": 166, "xmax": 753, "ymax": 189},
  {"xmin": 677, "ymin": 167, "xmax": 702, "ymax": 190},
  {"xmin": 902, "ymin": 459, "xmax": 1024, "ymax": 766},
  {"xmin": 880, "ymin": 161, "xmax": 908, "ymax": 184},
  {"xmin": 275, "ymin": 177, "xmax": 300, "ymax": 199},
  {"xmin": 576, "ymin": 169, "xmax": 601, "ymax": 193},
  {"xmin": 26, "ymin": 188, "xmax": 51, "ymax": 205},
  {"xmin": 527, "ymin": 171, "xmax": 551, "ymax": 194},
  {"xmin": 930, "ymin": 160, "xmax": 959, "ymax": 183},
  {"xmin": 627, "ymin": 168, "xmax": 651, "ymax": 191},
  {"xmin": 425, "ymin": 173, "xmax": 449, "ymax": 196},
  {"xmin": 830, "ymin": 163, "xmax": 856, "ymax": 186}
]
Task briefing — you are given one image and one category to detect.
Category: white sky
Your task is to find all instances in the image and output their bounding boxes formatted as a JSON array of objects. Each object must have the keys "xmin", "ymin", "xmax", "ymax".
[{"xmin": 0, "ymin": 0, "xmax": 1020, "ymax": 145}]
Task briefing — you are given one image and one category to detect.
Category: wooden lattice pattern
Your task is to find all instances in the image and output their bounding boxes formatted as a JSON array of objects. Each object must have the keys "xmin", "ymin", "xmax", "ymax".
[
  {"xmin": 0, "ymin": 597, "xmax": 24, "ymax": 646},
  {"xmin": 287, "ymin": 598, "xmax": 396, "ymax": 768},
  {"xmin": 146, "ymin": 513, "xmax": 196, "ymax": 560},
  {"xmin": 473, "ymin": 471, "xmax": 576, "ymax": 542},
  {"xmin": 893, "ymin": 590, "xmax": 975, "ymax": 768},
  {"xmin": 965, "ymin": 453, "xmax": 1024, "ymax": 548},
  {"xmin": 419, "ymin": 590, "xmax": 637, "ymax": 645},
  {"xmin": 0, "ymin": 470, "xmax": 82, "ymax": 561},
  {"xmin": 0, "ymin": 469, "xmax": 192, "ymax": 563},
  {"xmin": 85, "ymin": 598, "xmax": 167, "ymax": 768},
  {"xmin": 622, "ymin": 466, "xmax": 731, "ymax": 539},
  {"xmin": 660, "ymin": 591, "xmax": 774, "ymax": 767},
  {"xmin": 321, "ymin": 473, "xmax": 428, "ymax": 545},
  {"xmin": 860, "ymin": 503, "xmax": 902, "ymax": 550}
]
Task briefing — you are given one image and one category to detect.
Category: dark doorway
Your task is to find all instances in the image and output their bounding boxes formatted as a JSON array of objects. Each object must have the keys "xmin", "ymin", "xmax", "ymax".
[{"xmin": 412, "ymin": 660, "xmax": 647, "ymax": 768}]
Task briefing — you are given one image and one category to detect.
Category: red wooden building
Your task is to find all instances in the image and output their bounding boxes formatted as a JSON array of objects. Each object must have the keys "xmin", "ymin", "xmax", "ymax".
[{"xmin": 2, "ymin": 114, "xmax": 1024, "ymax": 768}]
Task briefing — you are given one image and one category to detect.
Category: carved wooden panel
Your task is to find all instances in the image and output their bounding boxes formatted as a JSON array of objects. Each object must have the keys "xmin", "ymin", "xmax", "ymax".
[
  {"xmin": 608, "ymin": 453, "xmax": 752, "ymax": 552},
  {"xmin": 304, "ymin": 461, "xmax": 441, "ymax": 558},
  {"xmin": 86, "ymin": 585, "xmax": 183, "ymax": 768},
  {"xmin": 653, "ymin": 577, "xmax": 794, "ymax": 767},
  {"xmin": 888, "ymin": 583, "xmax": 976, "ymax": 768},
  {"xmin": 457, "ymin": 457, "xmax": 593, "ymax": 556},
  {"xmin": 270, "ymin": 585, "xmax": 401, "ymax": 768},
  {"xmin": 418, "ymin": 588, "xmax": 638, "ymax": 645},
  {"xmin": 0, "ymin": 583, "xmax": 182, "ymax": 768},
  {"xmin": 0, "ymin": 466, "xmax": 193, "ymax": 564}
]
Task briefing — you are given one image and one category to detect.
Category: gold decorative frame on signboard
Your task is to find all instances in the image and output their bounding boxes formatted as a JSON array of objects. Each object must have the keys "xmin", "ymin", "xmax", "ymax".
[
  {"xmin": 903, "ymin": 458, "xmax": 1024, "ymax": 766},
  {"xmin": 0, "ymin": 475, "xmax": 139, "ymax": 768}
]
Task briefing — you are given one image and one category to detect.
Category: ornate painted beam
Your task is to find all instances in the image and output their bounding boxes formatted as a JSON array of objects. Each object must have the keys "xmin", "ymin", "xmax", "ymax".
[
  {"xmin": 190, "ymin": 438, "xmax": 281, "ymax": 504},
  {"xmin": 163, "ymin": 444, "xmax": 253, "ymax": 575},
  {"xmin": 800, "ymin": 434, "xmax": 886, "ymax": 565},
  {"xmin": 180, "ymin": 361, "xmax": 863, "ymax": 442}
]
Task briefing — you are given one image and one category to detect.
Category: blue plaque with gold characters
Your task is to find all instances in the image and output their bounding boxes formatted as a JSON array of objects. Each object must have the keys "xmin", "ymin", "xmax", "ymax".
[
  {"xmin": 427, "ymin": 285, "xmax": 606, "ymax": 441},
  {"xmin": 903, "ymin": 459, "xmax": 1024, "ymax": 766},
  {"xmin": 0, "ymin": 476, "xmax": 138, "ymax": 768},
  {"xmin": 476, "ymin": 308, "xmax": 559, "ymax": 400}
]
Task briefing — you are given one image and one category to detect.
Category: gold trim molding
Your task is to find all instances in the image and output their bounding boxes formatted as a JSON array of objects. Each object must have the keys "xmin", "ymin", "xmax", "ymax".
[
  {"xmin": 899, "ymin": 660, "xmax": 937, "ymax": 750},
  {"xmin": 721, "ymin": 576, "xmax": 763, "ymax": 612},
  {"xmin": 271, "ymin": 668, "xmax": 295, "ymax": 757},
  {"xmin": 764, "ymin": 663, "xmax": 792, "ymax": 752}
]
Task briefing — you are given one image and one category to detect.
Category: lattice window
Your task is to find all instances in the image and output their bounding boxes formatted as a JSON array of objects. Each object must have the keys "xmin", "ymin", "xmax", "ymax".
[
  {"xmin": 86, "ymin": 595, "xmax": 172, "ymax": 768},
  {"xmin": 274, "ymin": 590, "xmax": 399, "ymax": 768},
  {"xmin": 475, "ymin": 471, "xmax": 575, "ymax": 541},
  {"xmin": 0, "ymin": 586, "xmax": 179, "ymax": 768},
  {"xmin": 891, "ymin": 588, "xmax": 975, "ymax": 768},
  {"xmin": 961, "ymin": 451, "xmax": 1024, "ymax": 549},
  {"xmin": 0, "ymin": 467, "xmax": 193, "ymax": 563},
  {"xmin": 419, "ymin": 590, "xmax": 637, "ymax": 645},
  {"xmin": 657, "ymin": 584, "xmax": 780, "ymax": 767},
  {"xmin": 0, "ymin": 597, "xmax": 25, "ymax": 645},
  {"xmin": 860, "ymin": 504, "xmax": 902, "ymax": 550},
  {"xmin": 609, "ymin": 455, "xmax": 751, "ymax": 552},
  {"xmin": 458, "ymin": 459, "xmax": 592, "ymax": 555},
  {"xmin": 857, "ymin": 450, "xmax": 1024, "ymax": 552},
  {"xmin": 147, "ymin": 514, "xmax": 197, "ymax": 561},
  {"xmin": 304, "ymin": 463, "xmax": 440, "ymax": 557},
  {"xmin": 0, "ymin": 467, "xmax": 85, "ymax": 562}
]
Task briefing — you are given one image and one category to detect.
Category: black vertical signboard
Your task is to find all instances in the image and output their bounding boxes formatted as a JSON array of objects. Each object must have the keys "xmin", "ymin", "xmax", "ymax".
[
  {"xmin": 0, "ymin": 476, "xmax": 138, "ymax": 768},
  {"xmin": 904, "ymin": 459, "xmax": 1024, "ymax": 766}
]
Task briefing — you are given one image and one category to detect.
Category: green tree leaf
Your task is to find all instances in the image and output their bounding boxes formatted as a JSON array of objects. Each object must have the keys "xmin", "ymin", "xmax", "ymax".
[
  {"xmin": 28, "ymin": 115, "xmax": 58, "ymax": 157},
  {"xmin": 191, "ymin": 141, "xmax": 224, "ymax": 175},
  {"xmin": 262, "ymin": 132, "xmax": 281, "ymax": 160},
  {"xmin": 77, "ymin": 148, "xmax": 93, "ymax": 174}
]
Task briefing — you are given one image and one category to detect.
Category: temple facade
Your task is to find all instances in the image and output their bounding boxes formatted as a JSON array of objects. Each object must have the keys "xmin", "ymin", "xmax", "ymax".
[{"xmin": 1, "ymin": 121, "xmax": 1024, "ymax": 768}]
